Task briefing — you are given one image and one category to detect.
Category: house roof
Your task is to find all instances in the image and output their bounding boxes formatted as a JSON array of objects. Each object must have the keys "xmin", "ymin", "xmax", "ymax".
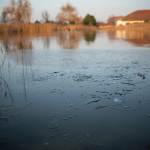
[
  {"xmin": 108, "ymin": 16, "xmax": 123, "ymax": 21},
  {"xmin": 122, "ymin": 10, "xmax": 150, "ymax": 21}
]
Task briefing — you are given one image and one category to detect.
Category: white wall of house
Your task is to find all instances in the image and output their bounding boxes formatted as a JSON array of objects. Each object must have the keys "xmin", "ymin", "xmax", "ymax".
[
  {"xmin": 116, "ymin": 20, "xmax": 126, "ymax": 26},
  {"xmin": 116, "ymin": 20, "xmax": 144, "ymax": 26}
]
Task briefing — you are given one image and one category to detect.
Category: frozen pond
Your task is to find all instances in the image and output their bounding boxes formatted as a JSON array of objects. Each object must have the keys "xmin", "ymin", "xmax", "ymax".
[{"xmin": 0, "ymin": 30, "xmax": 150, "ymax": 150}]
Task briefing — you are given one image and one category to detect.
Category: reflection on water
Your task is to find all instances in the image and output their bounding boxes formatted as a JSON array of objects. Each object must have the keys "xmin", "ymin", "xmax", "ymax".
[
  {"xmin": 0, "ymin": 34, "xmax": 33, "ymax": 53},
  {"xmin": 0, "ymin": 30, "xmax": 150, "ymax": 150},
  {"xmin": 106, "ymin": 30, "xmax": 150, "ymax": 47},
  {"xmin": 116, "ymin": 30, "xmax": 150, "ymax": 47},
  {"xmin": 84, "ymin": 31, "xmax": 96, "ymax": 43},
  {"xmin": 0, "ymin": 30, "xmax": 150, "ymax": 52},
  {"xmin": 56, "ymin": 31, "xmax": 83, "ymax": 49},
  {"xmin": 43, "ymin": 36, "xmax": 50, "ymax": 49}
]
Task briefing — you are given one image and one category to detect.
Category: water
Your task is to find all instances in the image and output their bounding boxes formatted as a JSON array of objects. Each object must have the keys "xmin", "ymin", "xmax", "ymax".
[{"xmin": 0, "ymin": 30, "xmax": 150, "ymax": 150}]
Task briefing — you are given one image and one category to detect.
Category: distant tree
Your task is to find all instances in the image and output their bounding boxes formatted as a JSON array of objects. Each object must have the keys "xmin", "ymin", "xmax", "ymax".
[
  {"xmin": 0, "ymin": 7, "xmax": 9, "ymax": 23},
  {"xmin": 41, "ymin": 11, "xmax": 50, "ymax": 23},
  {"xmin": 60, "ymin": 3, "xmax": 77, "ymax": 23},
  {"xmin": 97, "ymin": 21, "xmax": 106, "ymax": 26},
  {"xmin": 15, "ymin": 0, "xmax": 32, "ymax": 23},
  {"xmin": 56, "ymin": 2, "xmax": 82, "ymax": 25},
  {"xmin": 55, "ymin": 13, "xmax": 65, "ymax": 24},
  {"xmin": 71, "ymin": 13, "xmax": 82, "ymax": 24},
  {"xmin": 1, "ymin": 0, "xmax": 32, "ymax": 23},
  {"xmin": 83, "ymin": 14, "xmax": 97, "ymax": 26},
  {"xmin": 108, "ymin": 14, "xmax": 114, "ymax": 19},
  {"xmin": 35, "ymin": 20, "xmax": 41, "ymax": 24},
  {"xmin": 107, "ymin": 15, "xmax": 123, "ymax": 26},
  {"xmin": 107, "ymin": 15, "xmax": 115, "ymax": 25},
  {"xmin": 8, "ymin": 0, "xmax": 16, "ymax": 22}
]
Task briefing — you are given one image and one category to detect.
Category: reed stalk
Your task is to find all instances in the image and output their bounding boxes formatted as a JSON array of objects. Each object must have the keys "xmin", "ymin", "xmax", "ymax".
[{"xmin": 0, "ymin": 23, "xmax": 150, "ymax": 34}]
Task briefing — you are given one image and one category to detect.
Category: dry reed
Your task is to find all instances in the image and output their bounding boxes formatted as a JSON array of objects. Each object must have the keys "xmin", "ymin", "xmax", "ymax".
[
  {"xmin": 0, "ymin": 23, "xmax": 98, "ymax": 34},
  {"xmin": 0, "ymin": 23, "xmax": 150, "ymax": 35}
]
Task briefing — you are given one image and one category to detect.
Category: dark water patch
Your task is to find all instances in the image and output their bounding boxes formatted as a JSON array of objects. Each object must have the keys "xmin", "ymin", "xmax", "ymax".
[{"xmin": 0, "ymin": 31, "xmax": 150, "ymax": 150}]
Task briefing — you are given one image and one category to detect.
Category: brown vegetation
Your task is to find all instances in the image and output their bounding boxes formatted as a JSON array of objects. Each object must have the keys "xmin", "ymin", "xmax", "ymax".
[
  {"xmin": 0, "ymin": 0, "xmax": 32, "ymax": 23},
  {"xmin": 56, "ymin": 2, "xmax": 82, "ymax": 24},
  {"xmin": 1, "ymin": 1, "xmax": 149, "ymax": 34},
  {"xmin": 0, "ymin": 23, "xmax": 99, "ymax": 34},
  {"xmin": 0, "ymin": 23, "xmax": 150, "ymax": 34}
]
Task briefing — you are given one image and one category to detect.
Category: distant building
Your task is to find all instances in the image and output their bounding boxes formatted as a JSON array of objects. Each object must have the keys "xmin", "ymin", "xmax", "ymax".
[
  {"xmin": 116, "ymin": 10, "xmax": 150, "ymax": 26},
  {"xmin": 107, "ymin": 16, "xmax": 123, "ymax": 26}
]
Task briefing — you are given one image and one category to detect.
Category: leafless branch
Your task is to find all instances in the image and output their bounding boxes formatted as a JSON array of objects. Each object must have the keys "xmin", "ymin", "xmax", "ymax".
[
  {"xmin": 58, "ymin": 2, "xmax": 79, "ymax": 24},
  {"xmin": 41, "ymin": 11, "xmax": 50, "ymax": 23}
]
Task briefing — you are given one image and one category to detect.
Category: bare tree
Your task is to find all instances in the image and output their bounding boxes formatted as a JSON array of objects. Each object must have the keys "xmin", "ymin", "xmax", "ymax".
[
  {"xmin": 56, "ymin": 11, "xmax": 82, "ymax": 25},
  {"xmin": 0, "ymin": 7, "xmax": 9, "ymax": 23},
  {"xmin": 15, "ymin": 0, "xmax": 32, "ymax": 23},
  {"xmin": 55, "ymin": 13, "xmax": 65, "ymax": 24},
  {"xmin": 1, "ymin": 0, "xmax": 32, "ymax": 23},
  {"xmin": 9, "ymin": 0, "xmax": 16, "ymax": 22},
  {"xmin": 41, "ymin": 11, "xmax": 50, "ymax": 23},
  {"xmin": 71, "ymin": 13, "xmax": 82, "ymax": 24},
  {"xmin": 107, "ymin": 14, "xmax": 115, "ymax": 25},
  {"xmin": 0, "ymin": 0, "xmax": 16, "ymax": 23},
  {"xmin": 58, "ymin": 2, "xmax": 79, "ymax": 24}
]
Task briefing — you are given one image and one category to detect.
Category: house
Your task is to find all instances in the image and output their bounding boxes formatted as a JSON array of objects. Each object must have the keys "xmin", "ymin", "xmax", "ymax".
[
  {"xmin": 107, "ymin": 16, "xmax": 123, "ymax": 26},
  {"xmin": 116, "ymin": 10, "xmax": 150, "ymax": 26}
]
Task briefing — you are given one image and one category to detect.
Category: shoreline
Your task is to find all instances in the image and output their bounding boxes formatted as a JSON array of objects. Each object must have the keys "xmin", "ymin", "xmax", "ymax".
[{"xmin": 0, "ymin": 23, "xmax": 150, "ymax": 34}]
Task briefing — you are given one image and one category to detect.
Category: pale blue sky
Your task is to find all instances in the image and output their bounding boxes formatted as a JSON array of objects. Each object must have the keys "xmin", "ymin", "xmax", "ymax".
[{"xmin": 0, "ymin": 0, "xmax": 150, "ymax": 22}]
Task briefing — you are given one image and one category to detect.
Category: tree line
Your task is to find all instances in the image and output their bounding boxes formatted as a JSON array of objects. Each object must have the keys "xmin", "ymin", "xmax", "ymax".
[
  {"xmin": 0, "ymin": 0, "xmax": 32, "ymax": 23},
  {"xmin": 0, "ymin": 0, "xmax": 97, "ymax": 26}
]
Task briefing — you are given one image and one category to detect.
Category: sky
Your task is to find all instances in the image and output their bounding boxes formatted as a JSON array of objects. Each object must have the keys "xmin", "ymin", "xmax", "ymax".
[{"xmin": 0, "ymin": 0, "xmax": 150, "ymax": 22}]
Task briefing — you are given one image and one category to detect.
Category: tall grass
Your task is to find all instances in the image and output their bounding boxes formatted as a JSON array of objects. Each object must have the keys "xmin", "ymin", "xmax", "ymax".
[
  {"xmin": 0, "ymin": 23, "xmax": 150, "ymax": 34},
  {"xmin": 0, "ymin": 23, "xmax": 98, "ymax": 34}
]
